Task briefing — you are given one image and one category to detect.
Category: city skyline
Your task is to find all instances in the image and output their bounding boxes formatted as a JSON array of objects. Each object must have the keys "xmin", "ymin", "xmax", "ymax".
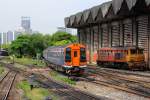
[{"xmin": 0, "ymin": 0, "xmax": 109, "ymax": 34}]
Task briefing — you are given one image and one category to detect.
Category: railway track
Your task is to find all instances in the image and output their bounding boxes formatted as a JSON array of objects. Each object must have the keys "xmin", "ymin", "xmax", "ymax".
[
  {"xmin": 0, "ymin": 62, "xmax": 107, "ymax": 100},
  {"xmin": 1, "ymin": 61, "xmax": 149, "ymax": 99},
  {"xmin": 84, "ymin": 66, "xmax": 150, "ymax": 99},
  {"xmin": 0, "ymin": 71, "xmax": 10, "ymax": 82},
  {"xmin": 101, "ymin": 68, "xmax": 150, "ymax": 77},
  {"xmin": 0, "ymin": 71, "xmax": 17, "ymax": 100},
  {"xmin": 30, "ymin": 73, "xmax": 107, "ymax": 100},
  {"xmin": 87, "ymin": 65, "xmax": 150, "ymax": 78}
]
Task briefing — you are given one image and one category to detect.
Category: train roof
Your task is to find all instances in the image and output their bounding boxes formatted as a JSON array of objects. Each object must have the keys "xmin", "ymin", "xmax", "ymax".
[
  {"xmin": 99, "ymin": 47, "xmax": 144, "ymax": 50},
  {"xmin": 45, "ymin": 44, "xmax": 72, "ymax": 50},
  {"xmin": 43, "ymin": 43, "xmax": 85, "ymax": 52}
]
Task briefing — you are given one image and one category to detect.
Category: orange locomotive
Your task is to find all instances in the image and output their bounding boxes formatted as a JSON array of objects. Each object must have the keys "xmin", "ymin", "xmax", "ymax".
[
  {"xmin": 43, "ymin": 43, "xmax": 87, "ymax": 75},
  {"xmin": 97, "ymin": 47, "xmax": 146, "ymax": 70}
]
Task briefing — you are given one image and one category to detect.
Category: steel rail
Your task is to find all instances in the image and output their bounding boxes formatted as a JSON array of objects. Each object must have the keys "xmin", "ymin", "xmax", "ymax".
[
  {"xmin": 91, "ymin": 80, "xmax": 150, "ymax": 99},
  {"xmin": 101, "ymin": 68, "xmax": 150, "ymax": 78},
  {"xmin": 0, "ymin": 71, "xmax": 10, "ymax": 83},
  {"xmin": 33, "ymin": 74, "xmax": 103, "ymax": 100},
  {"xmin": 87, "ymin": 65, "xmax": 150, "ymax": 78},
  {"xmin": 84, "ymin": 68, "xmax": 150, "ymax": 98},
  {"xmin": 0, "ymin": 62, "xmax": 104, "ymax": 100},
  {"xmin": 2, "ymin": 73, "xmax": 17, "ymax": 100},
  {"xmin": 95, "ymin": 70, "xmax": 150, "ymax": 87}
]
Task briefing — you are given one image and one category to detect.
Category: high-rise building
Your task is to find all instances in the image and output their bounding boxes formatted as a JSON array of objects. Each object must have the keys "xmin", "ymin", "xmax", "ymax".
[
  {"xmin": 21, "ymin": 16, "xmax": 32, "ymax": 33},
  {"xmin": 14, "ymin": 31, "xmax": 21, "ymax": 40},
  {"xmin": 0, "ymin": 31, "xmax": 14, "ymax": 45},
  {"xmin": 7, "ymin": 31, "xmax": 14, "ymax": 44},
  {"xmin": 0, "ymin": 33, "xmax": 2, "ymax": 45},
  {"xmin": 14, "ymin": 26, "xmax": 24, "ymax": 40},
  {"xmin": 2, "ymin": 32, "xmax": 7, "ymax": 44}
]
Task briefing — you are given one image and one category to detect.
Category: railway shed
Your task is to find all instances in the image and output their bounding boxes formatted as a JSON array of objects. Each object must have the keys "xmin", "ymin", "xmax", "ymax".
[{"xmin": 65, "ymin": 0, "xmax": 150, "ymax": 69}]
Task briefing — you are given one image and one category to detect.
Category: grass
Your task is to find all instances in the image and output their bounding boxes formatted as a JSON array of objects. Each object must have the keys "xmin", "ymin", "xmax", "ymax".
[
  {"xmin": 14, "ymin": 57, "xmax": 46, "ymax": 68},
  {"xmin": 1, "ymin": 56, "xmax": 46, "ymax": 68},
  {"xmin": 17, "ymin": 80, "xmax": 58, "ymax": 100},
  {"xmin": 49, "ymin": 71, "xmax": 76, "ymax": 85},
  {"xmin": 0, "ymin": 66, "xmax": 4, "ymax": 75},
  {"xmin": 1, "ymin": 56, "xmax": 11, "ymax": 63}
]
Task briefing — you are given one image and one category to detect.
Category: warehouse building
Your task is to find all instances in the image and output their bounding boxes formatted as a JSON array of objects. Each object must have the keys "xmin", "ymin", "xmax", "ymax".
[{"xmin": 65, "ymin": 0, "xmax": 150, "ymax": 68}]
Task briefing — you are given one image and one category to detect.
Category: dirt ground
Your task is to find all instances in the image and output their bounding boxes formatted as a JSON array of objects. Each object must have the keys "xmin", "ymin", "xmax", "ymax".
[
  {"xmin": 39, "ymin": 69, "xmax": 150, "ymax": 100},
  {"xmin": 74, "ymin": 81, "xmax": 149, "ymax": 100}
]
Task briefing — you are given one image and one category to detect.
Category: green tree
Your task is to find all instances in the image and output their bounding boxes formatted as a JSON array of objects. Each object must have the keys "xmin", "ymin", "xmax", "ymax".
[
  {"xmin": 9, "ymin": 32, "xmax": 77, "ymax": 58},
  {"xmin": 43, "ymin": 34, "xmax": 52, "ymax": 46},
  {"xmin": 1, "ymin": 44, "xmax": 10, "ymax": 50},
  {"xmin": 9, "ymin": 34, "xmax": 31, "ymax": 57},
  {"xmin": 30, "ymin": 33, "xmax": 47, "ymax": 56},
  {"xmin": 50, "ymin": 32, "xmax": 77, "ymax": 46}
]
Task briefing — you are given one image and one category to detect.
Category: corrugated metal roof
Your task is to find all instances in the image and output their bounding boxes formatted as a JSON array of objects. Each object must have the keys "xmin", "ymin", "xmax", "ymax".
[
  {"xmin": 100, "ymin": 1, "xmax": 112, "ymax": 17},
  {"xmin": 76, "ymin": 12, "xmax": 83, "ymax": 24},
  {"xmin": 145, "ymin": 0, "xmax": 150, "ymax": 6},
  {"xmin": 70, "ymin": 15, "xmax": 76, "ymax": 25},
  {"xmin": 64, "ymin": 17, "xmax": 70, "ymax": 26},
  {"xmin": 91, "ymin": 5, "xmax": 101, "ymax": 20},
  {"xmin": 65, "ymin": 0, "xmax": 150, "ymax": 28},
  {"xmin": 83, "ymin": 9, "xmax": 91, "ymax": 22},
  {"xmin": 112, "ymin": 0, "xmax": 124, "ymax": 14},
  {"xmin": 125, "ymin": 0, "xmax": 138, "ymax": 10}
]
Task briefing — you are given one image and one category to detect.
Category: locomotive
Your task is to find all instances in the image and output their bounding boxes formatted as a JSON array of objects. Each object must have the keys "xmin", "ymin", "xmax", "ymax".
[
  {"xmin": 97, "ymin": 47, "xmax": 146, "ymax": 70},
  {"xmin": 43, "ymin": 43, "xmax": 87, "ymax": 75}
]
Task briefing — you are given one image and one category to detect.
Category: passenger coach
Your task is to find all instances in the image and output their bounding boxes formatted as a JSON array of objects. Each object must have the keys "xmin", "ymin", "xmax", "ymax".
[{"xmin": 43, "ymin": 43, "xmax": 87, "ymax": 75}]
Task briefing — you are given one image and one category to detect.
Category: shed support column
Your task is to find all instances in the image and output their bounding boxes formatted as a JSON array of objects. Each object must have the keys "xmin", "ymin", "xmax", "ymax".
[
  {"xmin": 108, "ymin": 23, "xmax": 112, "ymax": 47},
  {"xmin": 77, "ymin": 29, "xmax": 80, "ymax": 43},
  {"xmin": 98, "ymin": 24, "xmax": 102, "ymax": 49},
  {"xmin": 83, "ymin": 28, "xmax": 86, "ymax": 45},
  {"xmin": 89, "ymin": 26, "xmax": 92, "ymax": 64},
  {"xmin": 132, "ymin": 18, "xmax": 138, "ymax": 47},
  {"xmin": 119, "ymin": 21, "xmax": 124, "ymax": 46},
  {"xmin": 148, "ymin": 16, "xmax": 150, "ymax": 69}
]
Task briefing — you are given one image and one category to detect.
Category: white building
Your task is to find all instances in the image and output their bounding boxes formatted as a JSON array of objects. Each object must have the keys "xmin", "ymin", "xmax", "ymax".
[{"xmin": 57, "ymin": 27, "xmax": 77, "ymax": 35}]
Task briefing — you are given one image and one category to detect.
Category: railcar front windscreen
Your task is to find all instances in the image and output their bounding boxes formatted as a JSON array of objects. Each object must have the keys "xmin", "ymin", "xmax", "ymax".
[
  {"xmin": 65, "ymin": 48, "xmax": 71, "ymax": 62},
  {"xmin": 80, "ymin": 48, "xmax": 86, "ymax": 61},
  {"xmin": 138, "ymin": 49, "xmax": 144, "ymax": 54},
  {"xmin": 131, "ymin": 49, "xmax": 137, "ymax": 54}
]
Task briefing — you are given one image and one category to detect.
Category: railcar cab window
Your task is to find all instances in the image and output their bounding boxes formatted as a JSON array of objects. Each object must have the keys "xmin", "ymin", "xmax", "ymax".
[
  {"xmin": 80, "ymin": 48, "xmax": 86, "ymax": 61},
  {"xmin": 138, "ymin": 49, "xmax": 144, "ymax": 54},
  {"xmin": 65, "ymin": 48, "xmax": 71, "ymax": 62},
  {"xmin": 115, "ymin": 51, "xmax": 123, "ymax": 59},
  {"xmin": 131, "ymin": 49, "xmax": 137, "ymax": 54}
]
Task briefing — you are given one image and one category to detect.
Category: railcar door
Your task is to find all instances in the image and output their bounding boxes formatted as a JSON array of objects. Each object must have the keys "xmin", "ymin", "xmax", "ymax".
[{"xmin": 72, "ymin": 50, "xmax": 80, "ymax": 66}]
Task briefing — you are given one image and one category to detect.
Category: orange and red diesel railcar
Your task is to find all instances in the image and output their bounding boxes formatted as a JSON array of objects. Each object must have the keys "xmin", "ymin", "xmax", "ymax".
[{"xmin": 43, "ymin": 43, "xmax": 87, "ymax": 75}]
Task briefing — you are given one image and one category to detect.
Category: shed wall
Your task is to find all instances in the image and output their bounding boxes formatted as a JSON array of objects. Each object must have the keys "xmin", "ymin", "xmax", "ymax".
[{"xmin": 78, "ymin": 15, "xmax": 150, "ymax": 68}]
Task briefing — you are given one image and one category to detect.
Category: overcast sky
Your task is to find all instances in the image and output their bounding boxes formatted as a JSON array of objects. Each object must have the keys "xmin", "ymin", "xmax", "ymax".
[{"xmin": 0, "ymin": 0, "xmax": 110, "ymax": 34}]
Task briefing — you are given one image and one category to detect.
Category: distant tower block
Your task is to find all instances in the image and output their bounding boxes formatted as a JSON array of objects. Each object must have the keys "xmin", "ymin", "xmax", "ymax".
[{"xmin": 21, "ymin": 16, "xmax": 32, "ymax": 33}]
